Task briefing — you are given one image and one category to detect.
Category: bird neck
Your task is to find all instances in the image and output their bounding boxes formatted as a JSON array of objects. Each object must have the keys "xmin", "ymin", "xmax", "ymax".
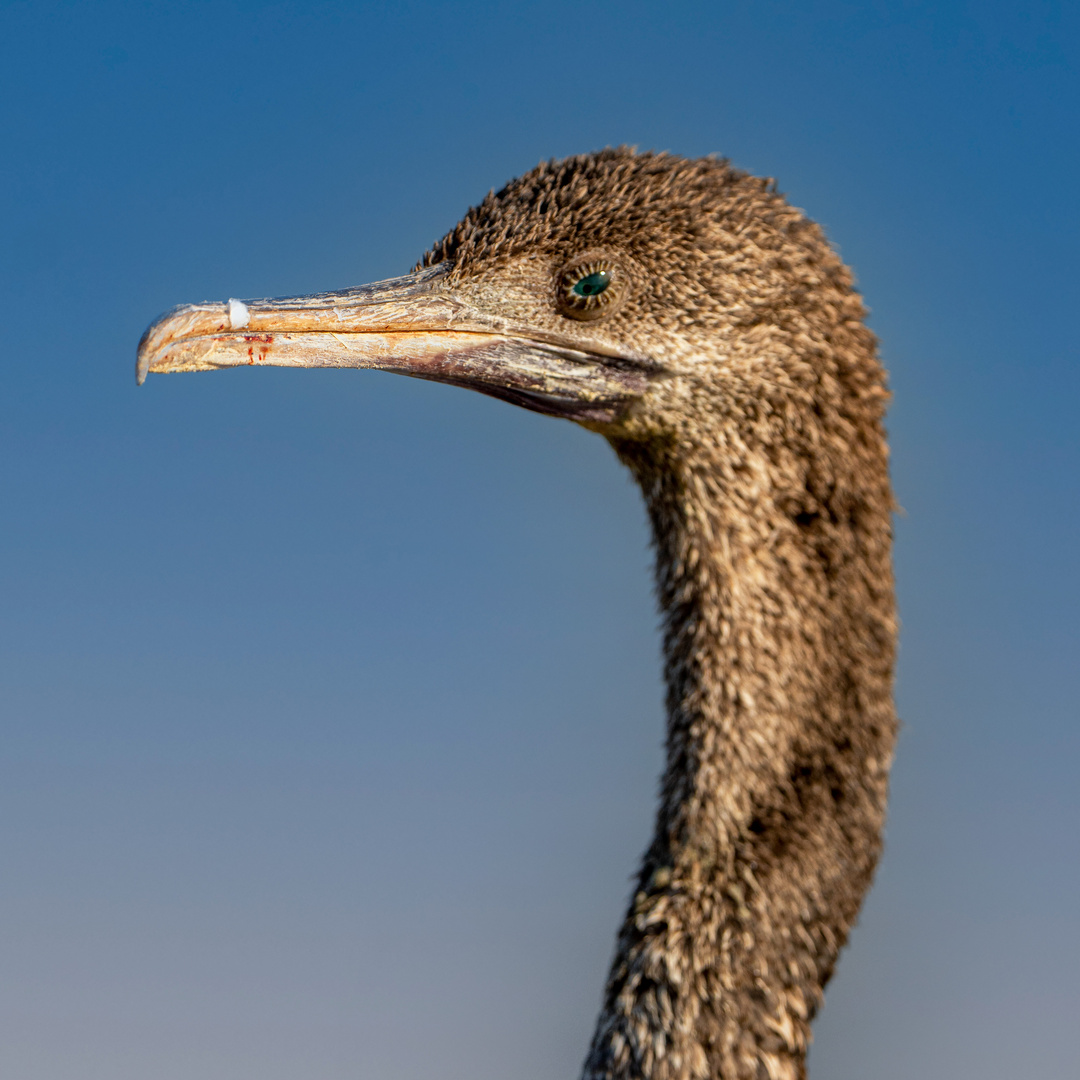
[{"xmin": 585, "ymin": 422, "xmax": 896, "ymax": 1080}]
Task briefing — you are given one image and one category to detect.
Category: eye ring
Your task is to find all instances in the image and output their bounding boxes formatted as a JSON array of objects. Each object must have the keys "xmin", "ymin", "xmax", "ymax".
[{"xmin": 556, "ymin": 254, "xmax": 628, "ymax": 321}]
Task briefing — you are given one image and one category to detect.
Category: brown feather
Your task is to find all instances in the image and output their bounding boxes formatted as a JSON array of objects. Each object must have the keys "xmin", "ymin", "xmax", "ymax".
[{"xmin": 422, "ymin": 148, "xmax": 897, "ymax": 1080}]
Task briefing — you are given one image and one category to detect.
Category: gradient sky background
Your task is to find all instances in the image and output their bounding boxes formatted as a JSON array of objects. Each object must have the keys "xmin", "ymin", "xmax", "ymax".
[{"xmin": 2, "ymin": 2, "xmax": 1077, "ymax": 1078}]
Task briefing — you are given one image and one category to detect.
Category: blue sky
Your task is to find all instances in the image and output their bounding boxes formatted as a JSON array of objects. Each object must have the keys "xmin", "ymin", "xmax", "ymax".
[{"xmin": 1, "ymin": 2, "xmax": 1077, "ymax": 1077}]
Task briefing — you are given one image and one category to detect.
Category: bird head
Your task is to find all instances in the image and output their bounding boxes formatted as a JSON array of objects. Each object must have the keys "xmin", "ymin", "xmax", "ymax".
[{"xmin": 138, "ymin": 148, "xmax": 878, "ymax": 453}]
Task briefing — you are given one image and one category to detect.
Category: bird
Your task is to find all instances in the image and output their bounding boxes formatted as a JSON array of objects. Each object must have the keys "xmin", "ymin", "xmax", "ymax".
[{"xmin": 137, "ymin": 148, "xmax": 897, "ymax": 1080}]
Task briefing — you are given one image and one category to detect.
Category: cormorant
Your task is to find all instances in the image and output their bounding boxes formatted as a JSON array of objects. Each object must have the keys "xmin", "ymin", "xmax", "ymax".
[{"xmin": 137, "ymin": 148, "xmax": 897, "ymax": 1080}]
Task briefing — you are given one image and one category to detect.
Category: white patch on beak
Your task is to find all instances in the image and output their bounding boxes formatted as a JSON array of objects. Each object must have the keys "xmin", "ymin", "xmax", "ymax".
[{"xmin": 228, "ymin": 298, "xmax": 250, "ymax": 330}]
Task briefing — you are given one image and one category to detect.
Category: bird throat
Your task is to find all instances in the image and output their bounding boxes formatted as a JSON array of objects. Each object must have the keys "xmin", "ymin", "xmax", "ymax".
[{"xmin": 585, "ymin": 426, "xmax": 897, "ymax": 1080}]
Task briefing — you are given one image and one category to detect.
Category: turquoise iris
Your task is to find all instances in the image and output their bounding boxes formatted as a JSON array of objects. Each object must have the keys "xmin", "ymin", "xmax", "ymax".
[{"xmin": 572, "ymin": 271, "xmax": 610, "ymax": 298}]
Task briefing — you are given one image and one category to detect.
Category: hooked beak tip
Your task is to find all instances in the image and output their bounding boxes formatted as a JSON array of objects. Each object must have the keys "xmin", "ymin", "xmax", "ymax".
[{"xmin": 135, "ymin": 329, "xmax": 151, "ymax": 385}]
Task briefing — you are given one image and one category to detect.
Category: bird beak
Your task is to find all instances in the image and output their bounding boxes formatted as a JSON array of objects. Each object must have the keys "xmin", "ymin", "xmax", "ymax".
[{"xmin": 136, "ymin": 264, "xmax": 653, "ymax": 424}]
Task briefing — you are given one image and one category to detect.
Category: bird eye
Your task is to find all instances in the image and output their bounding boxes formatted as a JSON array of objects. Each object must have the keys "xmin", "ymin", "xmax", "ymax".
[
  {"xmin": 557, "ymin": 256, "xmax": 627, "ymax": 321},
  {"xmin": 572, "ymin": 271, "xmax": 610, "ymax": 298}
]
